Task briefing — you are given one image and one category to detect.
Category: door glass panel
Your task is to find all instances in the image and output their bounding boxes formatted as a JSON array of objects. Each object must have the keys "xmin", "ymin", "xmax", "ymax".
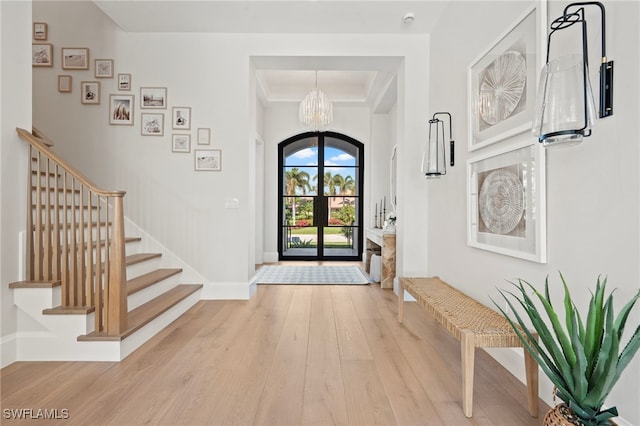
[
  {"xmin": 284, "ymin": 137, "xmax": 319, "ymax": 166},
  {"xmin": 284, "ymin": 167, "xmax": 317, "ymax": 196},
  {"xmin": 326, "ymin": 196, "xmax": 356, "ymax": 226},
  {"xmin": 323, "ymin": 226, "xmax": 358, "ymax": 257},
  {"xmin": 282, "ymin": 196, "xmax": 317, "ymax": 256}
]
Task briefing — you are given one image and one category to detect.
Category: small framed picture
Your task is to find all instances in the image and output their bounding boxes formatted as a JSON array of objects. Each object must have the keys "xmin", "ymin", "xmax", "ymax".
[
  {"xmin": 172, "ymin": 134, "xmax": 191, "ymax": 153},
  {"xmin": 141, "ymin": 113, "xmax": 164, "ymax": 136},
  {"xmin": 194, "ymin": 149, "xmax": 221, "ymax": 171},
  {"xmin": 117, "ymin": 73, "xmax": 131, "ymax": 91},
  {"xmin": 197, "ymin": 128, "xmax": 211, "ymax": 145},
  {"xmin": 95, "ymin": 59, "xmax": 114, "ymax": 78},
  {"xmin": 32, "ymin": 43, "xmax": 53, "ymax": 67},
  {"xmin": 80, "ymin": 81, "xmax": 100, "ymax": 104},
  {"xmin": 141, "ymin": 87, "xmax": 167, "ymax": 109},
  {"xmin": 172, "ymin": 106, "xmax": 191, "ymax": 130},
  {"xmin": 109, "ymin": 94, "xmax": 134, "ymax": 125},
  {"xmin": 33, "ymin": 22, "xmax": 48, "ymax": 41},
  {"xmin": 58, "ymin": 75, "xmax": 72, "ymax": 93},
  {"xmin": 62, "ymin": 47, "xmax": 89, "ymax": 70}
]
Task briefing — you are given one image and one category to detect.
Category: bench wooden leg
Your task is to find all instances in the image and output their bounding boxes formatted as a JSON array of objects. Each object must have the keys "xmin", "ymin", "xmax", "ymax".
[
  {"xmin": 461, "ymin": 329, "xmax": 475, "ymax": 417},
  {"xmin": 524, "ymin": 346, "xmax": 539, "ymax": 417},
  {"xmin": 398, "ymin": 280, "xmax": 405, "ymax": 323}
]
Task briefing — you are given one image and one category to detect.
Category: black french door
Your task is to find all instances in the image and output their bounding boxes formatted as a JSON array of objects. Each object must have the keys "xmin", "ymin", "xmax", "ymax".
[{"xmin": 278, "ymin": 132, "xmax": 364, "ymax": 261}]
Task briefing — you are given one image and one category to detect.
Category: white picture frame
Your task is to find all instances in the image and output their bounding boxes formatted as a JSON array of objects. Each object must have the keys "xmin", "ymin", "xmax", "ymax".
[
  {"xmin": 117, "ymin": 73, "xmax": 131, "ymax": 91},
  {"xmin": 467, "ymin": 138, "xmax": 546, "ymax": 263},
  {"xmin": 32, "ymin": 43, "xmax": 53, "ymax": 67},
  {"xmin": 109, "ymin": 94, "xmax": 134, "ymax": 126},
  {"xmin": 172, "ymin": 106, "xmax": 191, "ymax": 130},
  {"xmin": 467, "ymin": 2, "xmax": 546, "ymax": 151},
  {"xmin": 172, "ymin": 134, "xmax": 191, "ymax": 153},
  {"xmin": 141, "ymin": 113, "xmax": 164, "ymax": 136},
  {"xmin": 95, "ymin": 59, "xmax": 114, "ymax": 78},
  {"xmin": 197, "ymin": 128, "xmax": 210, "ymax": 145},
  {"xmin": 61, "ymin": 47, "xmax": 89, "ymax": 70},
  {"xmin": 141, "ymin": 87, "xmax": 167, "ymax": 109},
  {"xmin": 58, "ymin": 75, "xmax": 72, "ymax": 93},
  {"xmin": 80, "ymin": 81, "xmax": 100, "ymax": 105},
  {"xmin": 194, "ymin": 149, "xmax": 221, "ymax": 171}
]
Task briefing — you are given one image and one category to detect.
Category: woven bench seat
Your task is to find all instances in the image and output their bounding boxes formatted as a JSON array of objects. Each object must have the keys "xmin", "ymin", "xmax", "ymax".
[{"xmin": 398, "ymin": 277, "xmax": 538, "ymax": 418}]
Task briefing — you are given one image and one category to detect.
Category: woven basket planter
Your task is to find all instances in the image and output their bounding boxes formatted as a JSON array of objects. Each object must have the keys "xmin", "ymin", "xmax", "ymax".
[{"xmin": 543, "ymin": 404, "xmax": 618, "ymax": 426}]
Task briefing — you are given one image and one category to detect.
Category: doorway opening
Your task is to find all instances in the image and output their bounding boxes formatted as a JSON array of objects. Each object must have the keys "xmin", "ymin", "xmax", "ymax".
[{"xmin": 278, "ymin": 132, "xmax": 364, "ymax": 261}]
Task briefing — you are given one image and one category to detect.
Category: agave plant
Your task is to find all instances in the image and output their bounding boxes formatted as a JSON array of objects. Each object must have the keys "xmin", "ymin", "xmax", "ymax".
[{"xmin": 494, "ymin": 274, "xmax": 640, "ymax": 426}]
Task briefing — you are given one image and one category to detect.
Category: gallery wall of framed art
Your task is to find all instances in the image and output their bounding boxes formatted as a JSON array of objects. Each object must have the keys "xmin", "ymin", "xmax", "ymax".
[{"xmin": 32, "ymin": 19, "xmax": 219, "ymax": 171}]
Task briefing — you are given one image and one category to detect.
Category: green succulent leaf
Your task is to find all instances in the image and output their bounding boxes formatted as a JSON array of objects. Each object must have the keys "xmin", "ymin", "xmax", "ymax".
[{"xmin": 495, "ymin": 273, "xmax": 640, "ymax": 426}]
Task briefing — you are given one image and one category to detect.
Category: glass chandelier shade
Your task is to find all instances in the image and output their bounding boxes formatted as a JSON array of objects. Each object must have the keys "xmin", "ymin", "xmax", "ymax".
[
  {"xmin": 421, "ymin": 112, "xmax": 454, "ymax": 178},
  {"xmin": 533, "ymin": 1, "xmax": 613, "ymax": 147},
  {"xmin": 299, "ymin": 72, "xmax": 333, "ymax": 130}
]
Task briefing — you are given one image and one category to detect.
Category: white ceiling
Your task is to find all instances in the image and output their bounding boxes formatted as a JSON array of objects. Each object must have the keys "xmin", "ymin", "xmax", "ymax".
[{"xmin": 94, "ymin": 1, "xmax": 449, "ymax": 111}]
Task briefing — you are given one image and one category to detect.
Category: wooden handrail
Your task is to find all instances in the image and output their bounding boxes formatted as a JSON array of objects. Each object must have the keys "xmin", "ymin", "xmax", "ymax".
[
  {"xmin": 17, "ymin": 127, "xmax": 128, "ymax": 336},
  {"xmin": 17, "ymin": 128, "xmax": 124, "ymax": 197}
]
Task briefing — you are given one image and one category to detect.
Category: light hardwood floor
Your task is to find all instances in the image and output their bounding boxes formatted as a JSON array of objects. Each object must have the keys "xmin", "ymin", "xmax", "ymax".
[{"xmin": 1, "ymin": 269, "xmax": 548, "ymax": 425}]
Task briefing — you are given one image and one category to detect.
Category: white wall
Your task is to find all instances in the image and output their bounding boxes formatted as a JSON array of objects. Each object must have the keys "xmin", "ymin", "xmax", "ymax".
[
  {"xmin": 31, "ymin": 0, "xmax": 432, "ymax": 289},
  {"xmin": 427, "ymin": 1, "xmax": 640, "ymax": 424},
  {"xmin": 0, "ymin": 0, "xmax": 32, "ymax": 367}
]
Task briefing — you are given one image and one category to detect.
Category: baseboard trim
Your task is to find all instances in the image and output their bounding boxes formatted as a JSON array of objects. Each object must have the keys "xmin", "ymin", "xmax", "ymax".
[
  {"xmin": 0, "ymin": 333, "xmax": 17, "ymax": 368},
  {"xmin": 200, "ymin": 281, "xmax": 256, "ymax": 300},
  {"xmin": 263, "ymin": 252, "xmax": 279, "ymax": 263}
]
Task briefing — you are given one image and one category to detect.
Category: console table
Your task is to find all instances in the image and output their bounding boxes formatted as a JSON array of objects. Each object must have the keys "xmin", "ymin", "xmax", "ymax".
[{"xmin": 365, "ymin": 228, "xmax": 396, "ymax": 289}]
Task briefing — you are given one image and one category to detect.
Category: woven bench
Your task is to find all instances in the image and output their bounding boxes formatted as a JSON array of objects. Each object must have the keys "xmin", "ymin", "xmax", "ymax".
[{"xmin": 397, "ymin": 277, "xmax": 538, "ymax": 418}]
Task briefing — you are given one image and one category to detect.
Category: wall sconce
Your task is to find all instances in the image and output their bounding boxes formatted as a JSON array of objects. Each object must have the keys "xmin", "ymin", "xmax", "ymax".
[
  {"xmin": 421, "ymin": 112, "xmax": 455, "ymax": 178},
  {"xmin": 533, "ymin": 1, "xmax": 613, "ymax": 147}
]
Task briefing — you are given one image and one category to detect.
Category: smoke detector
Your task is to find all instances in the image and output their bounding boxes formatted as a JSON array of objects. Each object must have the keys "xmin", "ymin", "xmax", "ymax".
[{"xmin": 403, "ymin": 12, "xmax": 415, "ymax": 24}]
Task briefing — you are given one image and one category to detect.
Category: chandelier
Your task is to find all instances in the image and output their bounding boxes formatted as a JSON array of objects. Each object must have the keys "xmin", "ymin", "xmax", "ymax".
[{"xmin": 298, "ymin": 71, "xmax": 333, "ymax": 130}]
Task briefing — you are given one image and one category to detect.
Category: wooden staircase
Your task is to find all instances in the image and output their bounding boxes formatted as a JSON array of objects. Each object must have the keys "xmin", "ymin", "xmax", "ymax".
[{"xmin": 10, "ymin": 128, "xmax": 202, "ymax": 361}]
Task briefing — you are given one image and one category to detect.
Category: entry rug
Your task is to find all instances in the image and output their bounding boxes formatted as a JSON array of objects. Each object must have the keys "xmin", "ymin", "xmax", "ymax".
[{"xmin": 252, "ymin": 265, "xmax": 371, "ymax": 285}]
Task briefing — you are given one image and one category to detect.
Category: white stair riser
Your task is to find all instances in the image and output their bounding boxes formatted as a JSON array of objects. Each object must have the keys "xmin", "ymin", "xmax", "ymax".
[
  {"xmin": 125, "ymin": 257, "xmax": 162, "ymax": 280},
  {"xmin": 127, "ymin": 273, "xmax": 182, "ymax": 310},
  {"xmin": 120, "ymin": 290, "xmax": 201, "ymax": 360}
]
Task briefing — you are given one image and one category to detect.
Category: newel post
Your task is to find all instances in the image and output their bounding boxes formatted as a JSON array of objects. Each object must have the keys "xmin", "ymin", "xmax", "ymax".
[{"xmin": 107, "ymin": 195, "xmax": 128, "ymax": 335}]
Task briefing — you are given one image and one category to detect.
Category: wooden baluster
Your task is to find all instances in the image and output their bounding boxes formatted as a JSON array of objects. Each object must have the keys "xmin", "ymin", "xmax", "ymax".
[
  {"xmin": 94, "ymin": 195, "xmax": 104, "ymax": 334},
  {"xmin": 43, "ymin": 158, "xmax": 52, "ymax": 279},
  {"xmin": 77, "ymin": 185, "xmax": 86, "ymax": 306},
  {"xmin": 86, "ymin": 192, "xmax": 94, "ymax": 308},
  {"xmin": 52, "ymin": 163, "xmax": 60, "ymax": 282},
  {"xmin": 69, "ymin": 178, "xmax": 78, "ymax": 306},
  {"xmin": 33, "ymin": 152, "xmax": 43, "ymax": 280},
  {"xmin": 61, "ymin": 171, "xmax": 69, "ymax": 307},
  {"xmin": 26, "ymin": 147, "xmax": 34, "ymax": 281}
]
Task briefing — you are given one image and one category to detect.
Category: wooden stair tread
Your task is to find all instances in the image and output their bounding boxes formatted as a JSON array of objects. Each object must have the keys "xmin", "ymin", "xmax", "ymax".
[
  {"xmin": 78, "ymin": 284, "xmax": 202, "ymax": 342},
  {"xmin": 9, "ymin": 280, "xmax": 61, "ymax": 289},
  {"xmin": 127, "ymin": 268, "xmax": 183, "ymax": 295},
  {"xmin": 126, "ymin": 252, "xmax": 162, "ymax": 266},
  {"xmin": 43, "ymin": 306, "xmax": 94, "ymax": 315}
]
